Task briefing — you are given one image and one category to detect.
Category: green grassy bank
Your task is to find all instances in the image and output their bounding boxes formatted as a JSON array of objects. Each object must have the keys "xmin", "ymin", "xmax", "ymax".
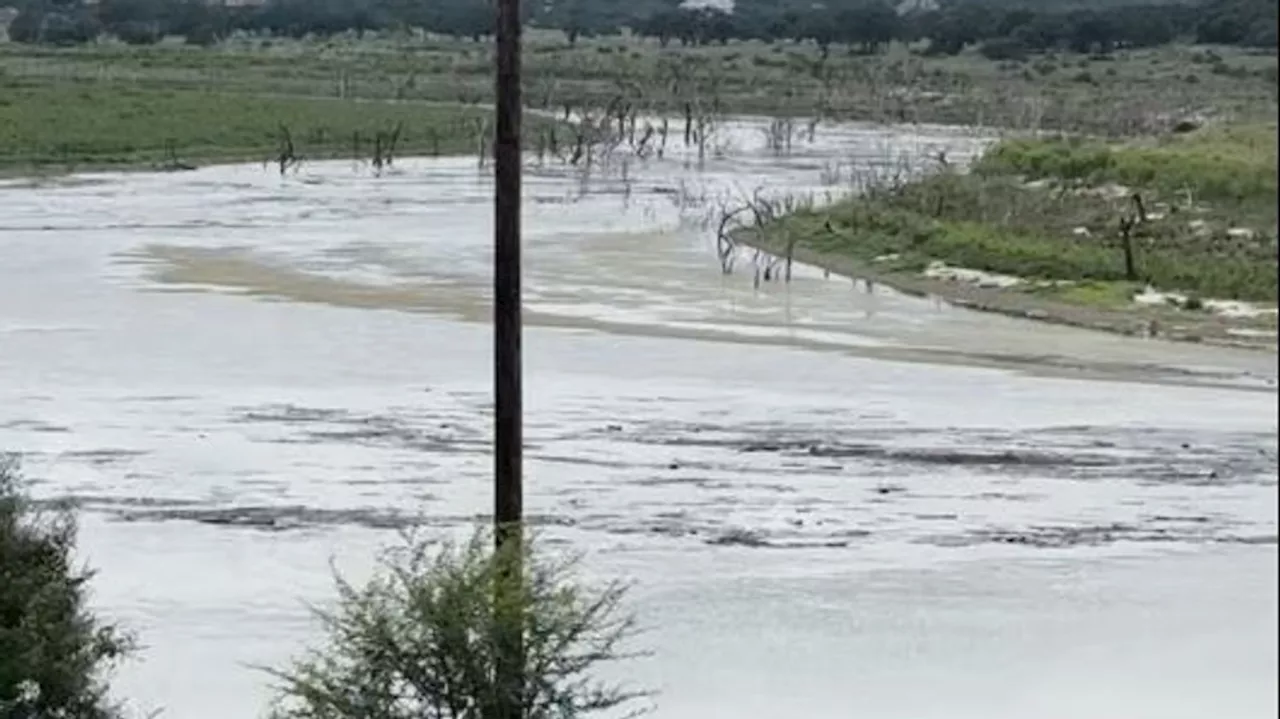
[{"xmin": 747, "ymin": 123, "xmax": 1278, "ymax": 346}]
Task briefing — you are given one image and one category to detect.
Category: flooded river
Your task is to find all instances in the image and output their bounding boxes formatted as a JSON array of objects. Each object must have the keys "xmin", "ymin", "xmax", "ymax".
[{"xmin": 2, "ymin": 120, "xmax": 1277, "ymax": 718}]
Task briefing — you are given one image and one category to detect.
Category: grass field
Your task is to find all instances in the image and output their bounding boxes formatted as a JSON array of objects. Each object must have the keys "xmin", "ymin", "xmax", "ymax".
[
  {"xmin": 0, "ymin": 75, "xmax": 531, "ymax": 170},
  {"xmin": 758, "ymin": 122, "xmax": 1278, "ymax": 306},
  {"xmin": 1, "ymin": 35, "xmax": 1276, "ymax": 156}
]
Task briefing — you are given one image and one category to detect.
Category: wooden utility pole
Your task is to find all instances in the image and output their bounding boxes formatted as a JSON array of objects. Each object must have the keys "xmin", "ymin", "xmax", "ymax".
[
  {"xmin": 493, "ymin": 0, "xmax": 523, "ymax": 558},
  {"xmin": 493, "ymin": 0, "xmax": 524, "ymax": 709}
]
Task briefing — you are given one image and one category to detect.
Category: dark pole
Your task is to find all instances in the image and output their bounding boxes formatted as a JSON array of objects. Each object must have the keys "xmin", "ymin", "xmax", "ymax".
[
  {"xmin": 494, "ymin": 0, "xmax": 523, "ymax": 550},
  {"xmin": 493, "ymin": 0, "xmax": 523, "ymax": 710}
]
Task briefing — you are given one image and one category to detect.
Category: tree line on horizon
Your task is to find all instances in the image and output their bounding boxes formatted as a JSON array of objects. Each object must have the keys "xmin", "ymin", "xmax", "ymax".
[{"xmin": 3, "ymin": 0, "xmax": 1275, "ymax": 58}]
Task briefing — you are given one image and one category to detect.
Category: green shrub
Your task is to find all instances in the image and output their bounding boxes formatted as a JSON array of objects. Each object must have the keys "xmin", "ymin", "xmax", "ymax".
[
  {"xmin": 266, "ymin": 528, "xmax": 649, "ymax": 719},
  {"xmin": 1, "ymin": 457, "xmax": 134, "ymax": 719},
  {"xmin": 112, "ymin": 21, "xmax": 163, "ymax": 46},
  {"xmin": 924, "ymin": 222, "xmax": 1125, "ymax": 281},
  {"xmin": 977, "ymin": 138, "xmax": 1114, "ymax": 183}
]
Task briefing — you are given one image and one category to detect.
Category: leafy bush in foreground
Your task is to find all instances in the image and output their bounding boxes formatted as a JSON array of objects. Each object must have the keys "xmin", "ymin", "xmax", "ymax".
[
  {"xmin": 0, "ymin": 457, "xmax": 134, "ymax": 719},
  {"xmin": 266, "ymin": 528, "xmax": 648, "ymax": 719}
]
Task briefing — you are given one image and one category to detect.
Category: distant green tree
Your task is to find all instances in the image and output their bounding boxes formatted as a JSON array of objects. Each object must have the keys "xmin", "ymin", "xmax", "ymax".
[
  {"xmin": 1067, "ymin": 10, "xmax": 1118, "ymax": 53},
  {"xmin": 1196, "ymin": 12, "xmax": 1247, "ymax": 43},
  {"xmin": 799, "ymin": 10, "xmax": 840, "ymax": 57},
  {"xmin": 5, "ymin": 3, "xmax": 44, "ymax": 41},
  {"xmin": 837, "ymin": 1, "xmax": 900, "ymax": 54},
  {"xmin": 112, "ymin": 19, "xmax": 162, "ymax": 42},
  {"xmin": 1245, "ymin": 15, "xmax": 1276, "ymax": 48},
  {"xmin": 7, "ymin": 0, "xmax": 99, "ymax": 44},
  {"xmin": 995, "ymin": 8, "xmax": 1035, "ymax": 36},
  {"xmin": 96, "ymin": 0, "xmax": 163, "ymax": 31},
  {"xmin": 923, "ymin": 3, "xmax": 996, "ymax": 55},
  {"xmin": 1011, "ymin": 14, "xmax": 1065, "ymax": 50},
  {"xmin": 1115, "ymin": 6, "xmax": 1176, "ymax": 47},
  {"xmin": 635, "ymin": 8, "xmax": 682, "ymax": 46},
  {"xmin": 1195, "ymin": 0, "xmax": 1274, "ymax": 45},
  {"xmin": 168, "ymin": 0, "xmax": 228, "ymax": 45}
]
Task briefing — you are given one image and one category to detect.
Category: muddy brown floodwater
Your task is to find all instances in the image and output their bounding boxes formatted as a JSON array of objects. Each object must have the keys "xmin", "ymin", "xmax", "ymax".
[{"xmin": 1, "ymin": 119, "xmax": 1276, "ymax": 719}]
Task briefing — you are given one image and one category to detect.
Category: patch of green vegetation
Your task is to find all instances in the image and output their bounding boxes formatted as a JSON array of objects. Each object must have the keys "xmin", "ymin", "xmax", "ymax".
[
  {"xmin": 1022, "ymin": 279, "xmax": 1143, "ymax": 309},
  {"xmin": 975, "ymin": 122, "xmax": 1279, "ymax": 203},
  {"xmin": 769, "ymin": 127, "xmax": 1279, "ymax": 303},
  {"xmin": 1, "ymin": 40, "xmax": 1274, "ymax": 139},
  {"xmin": 0, "ymin": 75, "xmax": 552, "ymax": 170},
  {"xmin": 796, "ymin": 196, "xmax": 1145, "ymax": 282}
]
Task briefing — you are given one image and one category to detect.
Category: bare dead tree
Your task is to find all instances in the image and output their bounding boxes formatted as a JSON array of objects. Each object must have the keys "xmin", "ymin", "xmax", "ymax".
[
  {"xmin": 471, "ymin": 116, "xmax": 491, "ymax": 168},
  {"xmin": 621, "ymin": 157, "xmax": 633, "ymax": 204},
  {"xmin": 783, "ymin": 232, "xmax": 797, "ymax": 283},
  {"xmin": 370, "ymin": 121, "xmax": 404, "ymax": 173},
  {"xmin": 1119, "ymin": 215, "xmax": 1139, "ymax": 281},
  {"xmin": 160, "ymin": 138, "xmax": 194, "ymax": 171},
  {"xmin": 763, "ymin": 118, "xmax": 796, "ymax": 155},
  {"xmin": 277, "ymin": 123, "xmax": 299, "ymax": 175},
  {"xmin": 633, "ymin": 124, "xmax": 655, "ymax": 159},
  {"xmin": 535, "ymin": 77, "xmax": 558, "ymax": 110},
  {"xmin": 604, "ymin": 94, "xmax": 621, "ymax": 129},
  {"xmin": 709, "ymin": 190, "xmax": 806, "ymax": 283},
  {"xmin": 1130, "ymin": 191, "xmax": 1148, "ymax": 224},
  {"xmin": 609, "ymin": 95, "xmax": 630, "ymax": 139},
  {"xmin": 693, "ymin": 108, "xmax": 713, "ymax": 163},
  {"xmin": 746, "ymin": 193, "xmax": 797, "ymax": 283},
  {"xmin": 750, "ymin": 247, "xmax": 783, "ymax": 284},
  {"xmin": 559, "ymin": 107, "xmax": 620, "ymax": 170},
  {"xmin": 714, "ymin": 203, "xmax": 750, "ymax": 275},
  {"xmin": 568, "ymin": 123, "xmax": 587, "ymax": 165},
  {"xmin": 385, "ymin": 122, "xmax": 403, "ymax": 165},
  {"xmin": 1118, "ymin": 191, "xmax": 1149, "ymax": 281},
  {"xmin": 749, "ymin": 191, "xmax": 811, "ymax": 284}
]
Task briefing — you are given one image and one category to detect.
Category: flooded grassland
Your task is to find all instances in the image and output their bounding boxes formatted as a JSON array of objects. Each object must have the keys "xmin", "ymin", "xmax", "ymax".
[{"xmin": 1, "ymin": 120, "xmax": 1275, "ymax": 718}]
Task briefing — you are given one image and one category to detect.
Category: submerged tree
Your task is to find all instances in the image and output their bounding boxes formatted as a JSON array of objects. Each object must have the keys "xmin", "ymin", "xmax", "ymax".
[
  {"xmin": 0, "ymin": 456, "xmax": 135, "ymax": 719},
  {"xmin": 266, "ymin": 528, "xmax": 649, "ymax": 719}
]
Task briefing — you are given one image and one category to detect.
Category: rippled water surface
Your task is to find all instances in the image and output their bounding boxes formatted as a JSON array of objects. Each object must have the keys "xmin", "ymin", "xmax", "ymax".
[{"xmin": 2, "ymin": 120, "xmax": 1277, "ymax": 718}]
